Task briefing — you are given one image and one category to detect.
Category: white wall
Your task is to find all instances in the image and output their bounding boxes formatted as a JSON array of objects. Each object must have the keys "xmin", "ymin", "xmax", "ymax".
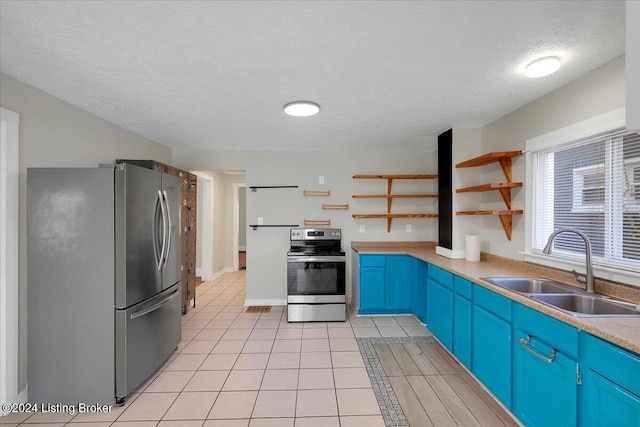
[
  {"xmin": 451, "ymin": 128, "xmax": 483, "ymax": 255},
  {"xmin": 173, "ymin": 150, "xmax": 437, "ymax": 305},
  {"xmin": 0, "ymin": 72, "xmax": 173, "ymax": 395},
  {"xmin": 477, "ymin": 56, "xmax": 625, "ymax": 258},
  {"xmin": 627, "ymin": 1, "xmax": 640, "ymax": 129}
]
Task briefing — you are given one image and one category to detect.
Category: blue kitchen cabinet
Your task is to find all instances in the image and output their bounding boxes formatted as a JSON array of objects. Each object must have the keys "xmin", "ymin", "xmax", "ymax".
[
  {"xmin": 358, "ymin": 255, "xmax": 386, "ymax": 313},
  {"xmin": 387, "ymin": 255, "xmax": 415, "ymax": 313},
  {"xmin": 513, "ymin": 304, "xmax": 579, "ymax": 427},
  {"xmin": 357, "ymin": 254, "xmax": 415, "ymax": 314},
  {"xmin": 452, "ymin": 276, "xmax": 472, "ymax": 368},
  {"xmin": 414, "ymin": 259, "xmax": 429, "ymax": 322},
  {"xmin": 472, "ymin": 285, "xmax": 512, "ymax": 407},
  {"xmin": 580, "ymin": 333, "xmax": 640, "ymax": 427},
  {"xmin": 580, "ymin": 370, "xmax": 640, "ymax": 427},
  {"xmin": 426, "ymin": 265, "xmax": 453, "ymax": 351}
]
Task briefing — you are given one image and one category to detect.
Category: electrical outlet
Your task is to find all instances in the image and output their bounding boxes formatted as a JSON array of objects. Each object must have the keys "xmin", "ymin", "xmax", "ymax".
[
  {"xmin": 319, "ymin": 176, "xmax": 324, "ymax": 185},
  {"xmin": 257, "ymin": 217, "xmax": 264, "ymax": 225},
  {"xmin": 406, "ymin": 224, "xmax": 412, "ymax": 232},
  {"xmin": 359, "ymin": 225, "xmax": 365, "ymax": 233}
]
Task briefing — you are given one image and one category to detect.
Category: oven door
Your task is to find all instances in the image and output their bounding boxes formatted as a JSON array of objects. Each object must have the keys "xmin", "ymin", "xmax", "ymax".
[{"xmin": 287, "ymin": 256, "xmax": 346, "ymax": 303}]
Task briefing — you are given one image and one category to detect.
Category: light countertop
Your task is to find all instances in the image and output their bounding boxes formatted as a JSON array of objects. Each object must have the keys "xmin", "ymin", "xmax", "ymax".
[{"xmin": 352, "ymin": 242, "xmax": 640, "ymax": 355}]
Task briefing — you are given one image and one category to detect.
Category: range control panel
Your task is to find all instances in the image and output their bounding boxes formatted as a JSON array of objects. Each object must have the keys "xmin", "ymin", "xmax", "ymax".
[{"xmin": 290, "ymin": 228, "xmax": 341, "ymax": 240}]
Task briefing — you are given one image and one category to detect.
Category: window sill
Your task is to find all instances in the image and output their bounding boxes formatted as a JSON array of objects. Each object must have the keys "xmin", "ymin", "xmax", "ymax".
[{"xmin": 523, "ymin": 252, "xmax": 640, "ymax": 288}]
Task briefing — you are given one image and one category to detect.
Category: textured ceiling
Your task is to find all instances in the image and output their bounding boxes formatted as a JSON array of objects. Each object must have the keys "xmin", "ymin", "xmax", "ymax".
[{"xmin": 0, "ymin": 1, "xmax": 625, "ymax": 152}]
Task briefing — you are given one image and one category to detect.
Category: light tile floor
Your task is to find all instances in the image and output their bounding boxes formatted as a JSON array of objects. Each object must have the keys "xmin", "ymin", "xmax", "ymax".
[{"xmin": 3, "ymin": 271, "xmax": 432, "ymax": 426}]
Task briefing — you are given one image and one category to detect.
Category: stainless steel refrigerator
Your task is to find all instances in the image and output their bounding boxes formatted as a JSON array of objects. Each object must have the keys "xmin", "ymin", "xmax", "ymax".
[{"xmin": 27, "ymin": 163, "xmax": 182, "ymax": 405}]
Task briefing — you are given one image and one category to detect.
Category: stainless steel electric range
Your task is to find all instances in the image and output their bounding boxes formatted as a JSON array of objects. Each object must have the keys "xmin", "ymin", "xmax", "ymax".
[{"xmin": 287, "ymin": 228, "xmax": 346, "ymax": 322}]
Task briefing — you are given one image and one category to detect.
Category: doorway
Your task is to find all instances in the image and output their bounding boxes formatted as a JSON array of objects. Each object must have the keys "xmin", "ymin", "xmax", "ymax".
[
  {"xmin": 193, "ymin": 172, "xmax": 213, "ymax": 282},
  {"xmin": 233, "ymin": 183, "xmax": 247, "ymax": 271}
]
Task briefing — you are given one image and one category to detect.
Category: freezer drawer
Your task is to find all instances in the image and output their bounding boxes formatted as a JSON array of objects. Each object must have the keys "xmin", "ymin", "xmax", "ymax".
[{"xmin": 115, "ymin": 284, "xmax": 181, "ymax": 399}]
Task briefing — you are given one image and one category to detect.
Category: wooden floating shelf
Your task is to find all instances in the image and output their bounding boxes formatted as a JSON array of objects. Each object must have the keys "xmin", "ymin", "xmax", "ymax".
[
  {"xmin": 455, "ymin": 152, "xmax": 524, "ymax": 240},
  {"xmin": 353, "ymin": 173, "xmax": 438, "ymax": 232},
  {"xmin": 456, "ymin": 210, "xmax": 523, "ymax": 241},
  {"xmin": 353, "ymin": 174, "xmax": 438, "ymax": 180},
  {"xmin": 456, "ymin": 183, "xmax": 523, "ymax": 193},
  {"xmin": 322, "ymin": 204, "xmax": 349, "ymax": 210},
  {"xmin": 456, "ymin": 210, "xmax": 523, "ymax": 216},
  {"xmin": 304, "ymin": 219, "xmax": 331, "ymax": 226},
  {"xmin": 352, "ymin": 194, "xmax": 438, "ymax": 199},
  {"xmin": 353, "ymin": 214, "xmax": 438, "ymax": 219},
  {"xmin": 455, "ymin": 151, "xmax": 522, "ymax": 168},
  {"xmin": 456, "ymin": 182, "xmax": 523, "ymax": 210},
  {"xmin": 303, "ymin": 189, "xmax": 331, "ymax": 197},
  {"xmin": 456, "ymin": 151, "xmax": 522, "ymax": 183}
]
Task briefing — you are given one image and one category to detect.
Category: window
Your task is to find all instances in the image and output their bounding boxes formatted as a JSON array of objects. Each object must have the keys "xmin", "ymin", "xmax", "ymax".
[
  {"xmin": 572, "ymin": 164, "xmax": 605, "ymax": 212},
  {"xmin": 529, "ymin": 124, "xmax": 640, "ymax": 274},
  {"xmin": 625, "ymin": 158, "xmax": 640, "ymax": 207}
]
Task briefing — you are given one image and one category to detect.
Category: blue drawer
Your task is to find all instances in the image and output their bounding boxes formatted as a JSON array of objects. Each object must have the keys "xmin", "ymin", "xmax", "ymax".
[
  {"xmin": 360, "ymin": 254, "xmax": 386, "ymax": 267},
  {"xmin": 581, "ymin": 333, "xmax": 640, "ymax": 396},
  {"xmin": 474, "ymin": 285, "xmax": 512, "ymax": 321},
  {"xmin": 428, "ymin": 264, "xmax": 453, "ymax": 289},
  {"xmin": 454, "ymin": 276, "xmax": 473, "ymax": 299},
  {"xmin": 514, "ymin": 303, "xmax": 579, "ymax": 358}
]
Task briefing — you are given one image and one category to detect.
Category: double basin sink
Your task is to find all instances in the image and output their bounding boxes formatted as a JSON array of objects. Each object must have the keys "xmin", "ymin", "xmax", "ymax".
[{"xmin": 481, "ymin": 277, "xmax": 640, "ymax": 317}]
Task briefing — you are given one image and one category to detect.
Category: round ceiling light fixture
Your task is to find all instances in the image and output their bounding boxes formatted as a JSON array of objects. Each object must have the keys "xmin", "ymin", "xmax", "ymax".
[
  {"xmin": 525, "ymin": 56, "xmax": 561, "ymax": 78},
  {"xmin": 283, "ymin": 101, "xmax": 320, "ymax": 117}
]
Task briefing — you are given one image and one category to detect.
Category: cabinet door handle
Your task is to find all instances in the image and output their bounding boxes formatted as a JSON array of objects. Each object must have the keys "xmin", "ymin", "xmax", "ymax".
[{"xmin": 518, "ymin": 335, "xmax": 556, "ymax": 363}]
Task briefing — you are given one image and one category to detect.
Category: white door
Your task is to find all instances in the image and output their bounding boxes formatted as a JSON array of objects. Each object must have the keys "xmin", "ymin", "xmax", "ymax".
[{"xmin": 0, "ymin": 108, "xmax": 20, "ymax": 413}]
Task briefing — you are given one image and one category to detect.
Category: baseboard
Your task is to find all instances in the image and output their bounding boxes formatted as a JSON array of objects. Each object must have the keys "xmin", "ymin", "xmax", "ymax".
[
  {"xmin": 210, "ymin": 268, "xmax": 234, "ymax": 281},
  {"xmin": 436, "ymin": 245, "xmax": 465, "ymax": 259},
  {"xmin": 239, "ymin": 246, "xmax": 246, "ymax": 252},
  {"xmin": 244, "ymin": 299, "xmax": 287, "ymax": 307},
  {"xmin": 1, "ymin": 386, "xmax": 28, "ymax": 416},
  {"xmin": 196, "ymin": 267, "xmax": 202, "ymax": 277}
]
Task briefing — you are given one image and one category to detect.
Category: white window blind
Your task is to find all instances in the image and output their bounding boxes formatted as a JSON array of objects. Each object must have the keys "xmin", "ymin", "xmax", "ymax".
[{"xmin": 530, "ymin": 129, "xmax": 640, "ymax": 272}]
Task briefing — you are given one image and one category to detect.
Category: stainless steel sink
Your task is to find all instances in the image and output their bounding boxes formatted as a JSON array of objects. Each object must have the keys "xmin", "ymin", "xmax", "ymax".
[
  {"xmin": 482, "ymin": 276, "xmax": 640, "ymax": 317},
  {"xmin": 530, "ymin": 294, "xmax": 640, "ymax": 317},
  {"xmin": 481, "ymin": 277, "xmax": 579, "ymax": 294}
]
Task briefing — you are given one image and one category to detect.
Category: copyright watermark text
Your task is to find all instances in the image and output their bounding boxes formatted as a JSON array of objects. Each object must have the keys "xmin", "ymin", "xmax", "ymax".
[{"xmin": 2, "ymin": 402, "xmax": 112, "ymax": 416}]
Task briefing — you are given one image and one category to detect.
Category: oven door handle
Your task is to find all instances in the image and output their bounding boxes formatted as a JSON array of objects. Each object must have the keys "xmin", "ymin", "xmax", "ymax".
[{"xmin": 287, "ymin": 256, "xmax": 346, "ymax": 263}]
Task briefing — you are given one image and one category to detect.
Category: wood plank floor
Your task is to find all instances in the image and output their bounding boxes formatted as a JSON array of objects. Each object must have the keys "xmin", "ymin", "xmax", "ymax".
[{"xmin": 374, "ymin": 342, "xmax": 519, "ymax": 427}]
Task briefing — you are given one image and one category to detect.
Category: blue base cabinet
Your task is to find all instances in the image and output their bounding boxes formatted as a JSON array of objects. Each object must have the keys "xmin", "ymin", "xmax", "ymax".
[
  {"xmin": 414, "ymin": 260, "xmax": 428, "ymax": 323},
  {"xmin": 472, "ymin": 286, "xmax": 512, "ymax": 407},
  {"xmin": 357, "ymin": 254, "xmax": 416, "ymax": 315},
  {"xmin": 387, "ymin": 255, "xmax": 415, "ymax": 313},
  {"xmin": 452, "ymin": 276, "xmax": 472, "ymax": 368},
  {"xmin": 580, "ymin": 370, "xmax": 640, "ymax": 427},
  {"xmin": 580, "ymin": 333, "xmax": 640, "ymax": 427},
  {"xmin": 513, "ymin": 304, "xmax": 579, "ymax": 427},
  {"xmin": 359, "ymin": 255, "xmax": 387, "ymax": 313},
  {"xmin": 426, "ymin": 265, "xmax": 453, "ymax": 351}
]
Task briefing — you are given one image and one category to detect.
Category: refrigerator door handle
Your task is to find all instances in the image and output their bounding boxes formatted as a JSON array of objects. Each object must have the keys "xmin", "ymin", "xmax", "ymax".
[
  {"xmin": 158, "ymin": 190, "xmax": 168, "ymax": 272},
  {"xmin": 161, "ymin": 190, "xmax": 172, "ymax": 269},
  {"xmin": 152, "ymin": 191, "xmax": 163, "ymax": 271},
  {"xmin": 130, "ymin": 288, "xmax": 180, "ymax": 319}
]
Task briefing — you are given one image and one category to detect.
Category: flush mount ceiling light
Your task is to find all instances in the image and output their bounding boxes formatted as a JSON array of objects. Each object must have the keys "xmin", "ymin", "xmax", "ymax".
[
  {"xmin": 283, "ymin": 101, "xmax": 320, "ymax": 117},
  {"xmin": 525, "ymin": 56, "xmax": 561, "ymax": 78}
]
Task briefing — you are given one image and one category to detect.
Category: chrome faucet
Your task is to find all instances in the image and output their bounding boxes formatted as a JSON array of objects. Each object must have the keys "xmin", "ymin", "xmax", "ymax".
[{"xmin": 543, "ymin": 228, "xmax": 595, "ymax": 293}]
